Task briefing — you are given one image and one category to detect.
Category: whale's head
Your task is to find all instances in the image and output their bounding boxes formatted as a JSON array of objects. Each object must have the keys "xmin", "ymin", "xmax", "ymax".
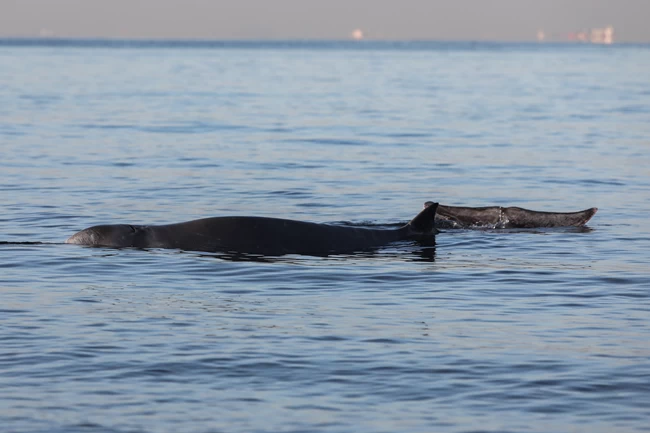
[{"xmin": 66, "ymin": 224, "xmax": 144, "ymax": 248}]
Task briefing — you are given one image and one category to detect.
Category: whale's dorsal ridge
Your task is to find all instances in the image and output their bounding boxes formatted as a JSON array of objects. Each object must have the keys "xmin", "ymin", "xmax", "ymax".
[{"xmin": 407, "ymin": 202, "xmax": 439, "ymax": 234}]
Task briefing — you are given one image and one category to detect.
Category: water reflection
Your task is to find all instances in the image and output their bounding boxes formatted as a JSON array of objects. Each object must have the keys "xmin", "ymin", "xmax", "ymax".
[{"xmin": 185, "ymin": 239, "xmax": 437, "ymax": 263}]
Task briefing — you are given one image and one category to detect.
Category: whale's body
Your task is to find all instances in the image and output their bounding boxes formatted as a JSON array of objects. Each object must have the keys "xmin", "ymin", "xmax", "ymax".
[
  {"xmin": 66, "ymin": 203, "xmax": 597, "ymax": 256},
  {"xmin": 66, "ymin": 203, "xmax": 440, "ymax": 256}
]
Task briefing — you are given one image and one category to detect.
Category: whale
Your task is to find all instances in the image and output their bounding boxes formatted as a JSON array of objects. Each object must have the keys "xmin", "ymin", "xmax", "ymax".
[
  {"xmin": 66, "ymin": 202, "xmax": 440, "ymax": 256},
  {"xmin": 433, "ymin": 204, "xmax": 598, "ymax": 229},
  {"xmin": 66, "ymin": 202, "xmax": 598, "ymax": 256}
]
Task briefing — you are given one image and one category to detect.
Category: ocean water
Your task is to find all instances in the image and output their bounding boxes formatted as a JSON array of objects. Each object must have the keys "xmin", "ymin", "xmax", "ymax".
[{"xmin": 1, "ymin": 40, "xmax": 649, "ymax": 433}]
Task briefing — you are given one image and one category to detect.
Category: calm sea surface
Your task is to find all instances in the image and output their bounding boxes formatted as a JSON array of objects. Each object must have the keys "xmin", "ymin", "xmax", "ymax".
[{"xmin": 1, "ymin": 40, "xmax": 650, "ymax": 433}]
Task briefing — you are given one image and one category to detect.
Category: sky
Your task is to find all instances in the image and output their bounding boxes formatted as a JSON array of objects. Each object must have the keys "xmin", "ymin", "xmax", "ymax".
[{"xmin": 1, "ymin": 0, "xmax": 649, "ymax": 42}]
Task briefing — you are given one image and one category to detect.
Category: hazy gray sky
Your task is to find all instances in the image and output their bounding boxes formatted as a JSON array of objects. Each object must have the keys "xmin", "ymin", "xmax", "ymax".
[{"xmin": 1, "ymin": 0, "xmax": 649, "ymax": 42}]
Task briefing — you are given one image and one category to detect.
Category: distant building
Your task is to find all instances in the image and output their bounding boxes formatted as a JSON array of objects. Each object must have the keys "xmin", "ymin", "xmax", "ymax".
[
  {"xmin": 590, "ymin": 26, "xmax": 614, "ymax": 44},
  {"xmin": 351, "ymin": 29, "xmax": 364, "ymax": 41},
  {"xmin": 567, "ymin": 26, "xmax": 614, "ymax": 44}
]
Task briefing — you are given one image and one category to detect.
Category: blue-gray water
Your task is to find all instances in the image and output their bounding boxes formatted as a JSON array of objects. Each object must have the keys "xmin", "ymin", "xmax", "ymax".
[{"xmin": 1, "ymin": 40, "xmax": 650, "ymax": 433}]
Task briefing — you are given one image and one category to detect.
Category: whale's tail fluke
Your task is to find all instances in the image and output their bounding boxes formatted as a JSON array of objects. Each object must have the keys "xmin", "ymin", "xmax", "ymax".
[{"xmin": 434, "ymin": 205, "xmax": 598, "ymax": 229}]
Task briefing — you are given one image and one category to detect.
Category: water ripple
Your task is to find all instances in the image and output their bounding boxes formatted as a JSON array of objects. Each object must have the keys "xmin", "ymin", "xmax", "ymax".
[{"xmin": 1, "ymin": 41, "xmax": 650, "ymax": 433}]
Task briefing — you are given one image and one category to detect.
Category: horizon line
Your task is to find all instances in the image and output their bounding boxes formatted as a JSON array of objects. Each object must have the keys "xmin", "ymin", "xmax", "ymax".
[{"xmin": 1, "ymin": 35, "xmax": 645, "ymax": 45}]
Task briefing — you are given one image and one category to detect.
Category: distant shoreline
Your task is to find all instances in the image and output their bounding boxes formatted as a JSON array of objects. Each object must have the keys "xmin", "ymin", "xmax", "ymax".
[{"xmin": 1, "ymin": 37, "xmax": 647, "ymax": 49}]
